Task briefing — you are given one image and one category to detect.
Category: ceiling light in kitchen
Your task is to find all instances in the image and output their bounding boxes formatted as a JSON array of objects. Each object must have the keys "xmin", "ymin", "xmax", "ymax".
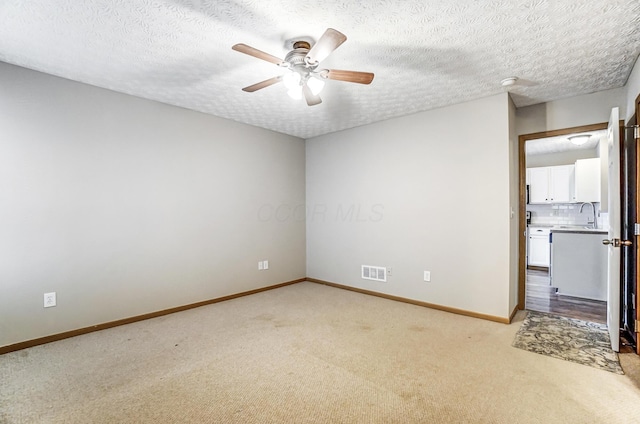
[{"xmin": 568, "ymin": 134, "xmax": 592, "ymax": 145}]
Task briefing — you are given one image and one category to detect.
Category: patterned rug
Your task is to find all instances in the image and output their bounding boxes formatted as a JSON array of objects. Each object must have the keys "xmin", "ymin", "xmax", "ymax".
[{"xmin": 513, "ymin": 311, "xmax": 623, "ymax": 374}]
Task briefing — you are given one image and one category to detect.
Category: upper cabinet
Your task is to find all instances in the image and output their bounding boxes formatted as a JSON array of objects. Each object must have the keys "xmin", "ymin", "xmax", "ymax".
[
  {"xmin": 528, "ymin": 167, "xmax": 547, "ymax": 203},
  {"xmin": 574, "ymin": 158, "xmax": 601, "ymax": 203},
  {"xmin": 528, "ymin": 159, "xmax": 601, "ymax": 204},
  {"xmin": 528, "ymin": 165, "xmax": 575, "ymax": 204},
  {"xmin": 550, "ymin": 165, "xmax": 576, "ymax": 203}
]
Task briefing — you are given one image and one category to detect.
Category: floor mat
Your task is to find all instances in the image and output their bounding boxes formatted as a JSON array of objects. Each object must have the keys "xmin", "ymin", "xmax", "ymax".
[{"xmin": 513, "ymin": 310, "xmax": 623, "ymax": 374}]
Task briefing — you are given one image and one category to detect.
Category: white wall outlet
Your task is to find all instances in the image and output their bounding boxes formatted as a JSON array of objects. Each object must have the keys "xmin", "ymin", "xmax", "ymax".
[
  {"xmin": 44, "ymin": 292, "xmax": 56, "ymax": 308},
  {"xmin": 387, "ymin": 267, "xmax": 393, "ymax": 276},
  {"xmin": 263, "ymin": 260, "xmax": 269, "ymax": 270},
  {"xmin": 423, "ymin": 271, "xmax": 431, "ymax": 282},
  {"xmin": 258, "ymin": 261, "xmax": 263, "ymax": 270}
]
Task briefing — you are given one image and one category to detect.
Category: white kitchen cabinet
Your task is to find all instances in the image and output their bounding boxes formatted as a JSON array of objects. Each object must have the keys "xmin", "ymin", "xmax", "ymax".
[
  {"xmin": 528, "ymin": 167, "xmax": 549, "ymax": 203},
  {"xmin": 528, "ymin": 165, "xmax": 575, "ymax": 204},
  {"xmin": 528, "ymin": 227, "xmax": 550, "ymax": 267},
  {"xmin": 574, "ymin": 158, "xmax": 601, "ymax": 202},
  {"xmin": 550, "ymin": 165, "xmax": 575, "ymax": 203}
]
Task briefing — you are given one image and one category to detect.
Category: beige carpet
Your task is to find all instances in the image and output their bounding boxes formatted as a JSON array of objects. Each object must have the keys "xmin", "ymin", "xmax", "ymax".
[{"xmin": 2, "ymin": 281, "xmax": 640, "ymax": 423}]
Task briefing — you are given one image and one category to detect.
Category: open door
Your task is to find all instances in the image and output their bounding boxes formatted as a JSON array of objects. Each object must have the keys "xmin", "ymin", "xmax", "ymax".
[
  {"xmin": 636, "ymin": 95, "xmax": 640, "ymax": 355},
  {"xmin": 634, "ymin": 94, "xmax": 640, "ymax": 355},
  {"xmin": 622, "ymin": 116, "xmax": 638, "ymax": 353},
  {"xmin": 605, "ymin": 107, "xmax": 622, "ymax": 352}
]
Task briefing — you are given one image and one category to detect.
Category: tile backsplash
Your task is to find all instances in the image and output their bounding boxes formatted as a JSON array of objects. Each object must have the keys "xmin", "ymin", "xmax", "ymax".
[{"xmin": 527, "ymin": 202, "xmax": 603, "ymax": 227}]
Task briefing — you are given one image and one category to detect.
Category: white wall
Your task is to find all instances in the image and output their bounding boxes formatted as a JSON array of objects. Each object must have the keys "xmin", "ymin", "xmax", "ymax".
[
  {"xmin": 516, "ymin": 88, "xmax": 626, "ymax": 136},
  {"xmin": 0, "ymin": 62, "xmax": 306, "ymax": 348},
  {"xmin": 306, "ymin": 93, "xmax": 513, "ymax": 319}
]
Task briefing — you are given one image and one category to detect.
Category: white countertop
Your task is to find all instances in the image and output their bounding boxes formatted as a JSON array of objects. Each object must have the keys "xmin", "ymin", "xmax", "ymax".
[
  {"xmin": 528, "ymin": 224, "xmax": 607, "ymax": 234},
  {"xmin": 549, "ymin": 225, "xmax": 607, "ymax": 235}
]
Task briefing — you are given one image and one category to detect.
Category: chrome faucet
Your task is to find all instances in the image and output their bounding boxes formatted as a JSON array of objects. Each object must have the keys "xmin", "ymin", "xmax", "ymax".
[{"xmin": 579, "ymin": 202, "xmax": 596, "ymax": 228}]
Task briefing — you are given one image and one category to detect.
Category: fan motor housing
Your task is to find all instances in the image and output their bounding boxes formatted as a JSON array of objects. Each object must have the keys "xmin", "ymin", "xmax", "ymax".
[{"xmin": 285, "ymin": 41, "xmax": 317, "ymax": 69}]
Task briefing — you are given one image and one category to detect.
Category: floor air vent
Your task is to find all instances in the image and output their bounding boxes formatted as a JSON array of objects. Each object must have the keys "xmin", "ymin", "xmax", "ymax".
[{"xmin": 361, "ymin": 265, "xmax": 387, "ymax": 282}]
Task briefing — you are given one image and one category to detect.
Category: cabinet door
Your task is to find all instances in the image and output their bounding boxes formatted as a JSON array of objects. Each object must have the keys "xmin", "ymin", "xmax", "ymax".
[
  {"xmin": 549, "ymin": 165, "xmax": 575, "ymax": 203},
  {"xmin": 528, "ymin": 167, "xmax": 549, "ymax": 203},
  {"xmin": 575, "ymin": 158, "xmax": 601, "ymax": 202},
  {"xmin": 529, "ymin": 235, "xmax": 550, "ymax": 267}
]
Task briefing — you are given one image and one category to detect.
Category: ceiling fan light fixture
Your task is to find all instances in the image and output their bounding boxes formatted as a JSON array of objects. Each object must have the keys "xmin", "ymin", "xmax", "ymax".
[
  {"xmin": 233, "ymin": 28, "xmax": 372, "ymax": 106},
  {"xmin": 568, "ymin": 134, "xmax": 592, "ymax": 145},
  {"xmin": 287, "ymin": 86, "xmax": 303, "ymax": 99},
  {"xmin": 283, "ymin": 71, "xmax": 301, "ymax": 90},
  {"xmin": 307, "ymin": 76, "xmax": 325, "ymax": 96}
]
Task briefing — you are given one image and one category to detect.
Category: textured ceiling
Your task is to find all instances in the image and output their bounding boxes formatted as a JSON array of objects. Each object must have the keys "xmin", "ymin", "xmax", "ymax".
[
  {"xmin": 0, "ymin": 0, "xmax": 639, "ymax": 139},
  {"xmin": 525, "ymin": 130, "xmax": 605, "ymax": 155}
]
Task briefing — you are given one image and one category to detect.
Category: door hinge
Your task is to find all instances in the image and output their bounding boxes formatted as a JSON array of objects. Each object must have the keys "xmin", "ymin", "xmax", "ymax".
[
  {"xmin": 636, "ymin": 320, "xmax": 640, "ymax": 332},
  {"xmin": 628, "ymin": 125, "xmax": 640, "ymax": 140},
  {"xmin": 635, "ymin": 223, "xmax": 640, "ymax": 236}
]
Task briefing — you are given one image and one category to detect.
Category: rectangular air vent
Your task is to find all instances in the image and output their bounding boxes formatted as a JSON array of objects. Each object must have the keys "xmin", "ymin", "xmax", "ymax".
[{"xmin": 361, "ymin": 265, "xmax": 387, "ymax": 282}]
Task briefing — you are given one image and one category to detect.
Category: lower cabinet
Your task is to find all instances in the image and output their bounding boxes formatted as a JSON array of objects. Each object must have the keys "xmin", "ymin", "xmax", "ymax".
[{"xmin": 528, "ymin": 227, "xmax": 550, "ymax": 267}]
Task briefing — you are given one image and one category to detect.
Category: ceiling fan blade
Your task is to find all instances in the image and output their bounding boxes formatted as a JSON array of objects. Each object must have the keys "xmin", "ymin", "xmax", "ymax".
[
  {"xmin": 302, "ymin": 84, "xmax": 322, "ymax": 106},
  {"xmin": 232, "ymin": 43, "xmax": 285, "ymax": 66},
  {"xmin": 325, "ymin": 69, "xmax": 374, "ymax": 85},
  {"xmin": 305, "ymin": 28, "xmax": 347, "ymax": 65},
  {"xmin": 242, "ymin": 76, "xmax": 283, "ymax": 92}
]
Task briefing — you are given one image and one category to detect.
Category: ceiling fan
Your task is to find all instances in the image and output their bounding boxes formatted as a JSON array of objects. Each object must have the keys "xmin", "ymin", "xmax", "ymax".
[{"xmin": 232, "ymin": 28, "xmax": 374, "ymax": 106}]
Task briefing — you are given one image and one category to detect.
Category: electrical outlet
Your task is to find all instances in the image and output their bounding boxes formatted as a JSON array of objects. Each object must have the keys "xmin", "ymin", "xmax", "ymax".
[
  {"xmin": 263, "ymin": 260, "xmax": 269, "ymax": 270},
  {"xmin": 44, "ymin": 292, "xmax": 56, "ymax": 308},
  {"xmin": 387, "ymin": 267, "xmax": 393, "ymax": 276},
  {"xmin": 423, "ymin": 271, "xmax": 431, "ymax": 282},
  {"xmin": 258, "ymin": 261, "xmax": 263, "ymax": 270}
]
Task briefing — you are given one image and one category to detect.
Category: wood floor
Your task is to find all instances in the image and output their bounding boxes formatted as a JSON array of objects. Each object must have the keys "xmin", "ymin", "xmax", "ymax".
[{"xmin": 526, "ymin": 268, "xmax": 607, "ymax": 324}]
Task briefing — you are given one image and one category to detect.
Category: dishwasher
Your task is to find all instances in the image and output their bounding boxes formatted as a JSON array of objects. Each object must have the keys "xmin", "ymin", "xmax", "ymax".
[{"xmin": 550, "ymin": 230, "xmax": 607, "ymax": 301}]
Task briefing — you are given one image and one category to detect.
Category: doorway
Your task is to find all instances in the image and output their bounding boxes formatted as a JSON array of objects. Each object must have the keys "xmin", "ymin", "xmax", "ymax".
[{"xmin": 518, "ymin": 123, "xmax": 610, "ymax": 325}]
